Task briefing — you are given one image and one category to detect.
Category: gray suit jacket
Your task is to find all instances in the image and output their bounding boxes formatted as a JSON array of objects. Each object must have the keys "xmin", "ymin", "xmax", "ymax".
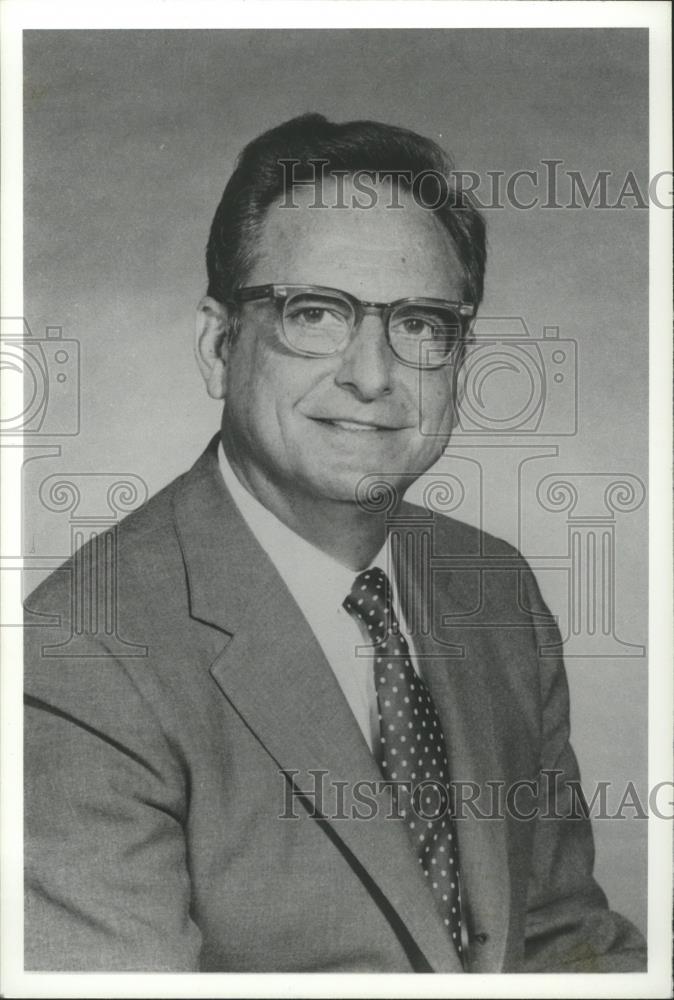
[{"xmin": 24, "ymin": 436, "xmax": 646, "ymax": 972}]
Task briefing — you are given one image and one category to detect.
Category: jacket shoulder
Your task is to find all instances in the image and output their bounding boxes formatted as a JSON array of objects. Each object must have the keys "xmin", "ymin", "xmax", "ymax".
[
  {"xmin": 401, "ymin": 501, "xmax": 526, "ymax": 562},
  {"xmin": 25, "ymin": 466, "xmax": 189, "ymax": 619}
]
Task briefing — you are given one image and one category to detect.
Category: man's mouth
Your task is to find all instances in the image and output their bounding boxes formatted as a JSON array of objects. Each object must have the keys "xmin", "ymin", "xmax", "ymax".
[{"xmin": 312, "ymin": 418, "xmax": 398, "ymax": 432}]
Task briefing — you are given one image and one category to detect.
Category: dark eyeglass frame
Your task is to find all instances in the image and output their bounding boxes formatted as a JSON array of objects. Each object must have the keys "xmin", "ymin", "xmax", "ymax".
[{"xmin": 231, "ymin": 283, "xmax": 475, "ymax": 369}]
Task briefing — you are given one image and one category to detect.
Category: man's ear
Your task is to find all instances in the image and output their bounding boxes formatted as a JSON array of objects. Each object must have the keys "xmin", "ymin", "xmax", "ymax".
[{"xmin": 195, "ymin": 296, "xmax": 236, "ymax": 400}]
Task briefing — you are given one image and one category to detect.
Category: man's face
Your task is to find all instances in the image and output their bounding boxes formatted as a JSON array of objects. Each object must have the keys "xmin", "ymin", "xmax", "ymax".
[{"xmin": 220, "ymin": 181, "xmax": 467, "ymax": 508}]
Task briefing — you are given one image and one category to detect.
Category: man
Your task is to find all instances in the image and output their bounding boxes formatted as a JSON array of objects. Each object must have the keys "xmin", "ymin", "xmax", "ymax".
[{"xmin": 24, "ymin": 114, "xmax": 646, "ymax": 973}]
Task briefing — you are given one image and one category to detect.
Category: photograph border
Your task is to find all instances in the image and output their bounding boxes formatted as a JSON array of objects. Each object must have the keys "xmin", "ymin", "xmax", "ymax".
[{"xmin": 1, "ymin": 2, "xmax": 671, "ymax": 998}]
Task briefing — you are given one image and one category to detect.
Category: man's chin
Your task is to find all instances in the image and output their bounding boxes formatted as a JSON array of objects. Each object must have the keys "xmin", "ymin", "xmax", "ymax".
[{"xmin": 303, "ymin": 466, "xmax": 413, "ymax": 513}]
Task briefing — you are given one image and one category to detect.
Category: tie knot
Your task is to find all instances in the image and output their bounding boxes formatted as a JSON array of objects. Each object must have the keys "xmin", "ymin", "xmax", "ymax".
[{"xmin": 343, "ymin": 567, "xmax": 394, "ymax": 645}]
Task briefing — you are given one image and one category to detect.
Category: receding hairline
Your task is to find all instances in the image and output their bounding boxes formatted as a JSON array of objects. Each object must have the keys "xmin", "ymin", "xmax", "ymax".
[
  {"xmin": 235, "ymin": 175, "xmax": 472, "ymax": 299},
  {"xmin": 206, "ymin": 113, "xmax": 486, "ymax": 307}
]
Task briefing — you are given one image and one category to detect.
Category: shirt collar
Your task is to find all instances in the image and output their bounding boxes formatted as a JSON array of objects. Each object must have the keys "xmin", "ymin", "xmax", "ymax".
[{"xmin": 217, "ymin": 441, "xmax": 390, "ymax": 618}]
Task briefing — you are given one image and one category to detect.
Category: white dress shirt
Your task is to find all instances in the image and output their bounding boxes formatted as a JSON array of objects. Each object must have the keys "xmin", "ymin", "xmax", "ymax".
[{"xmin": 217, "ymin": 443, "xmax": 421, "ymax": 752}]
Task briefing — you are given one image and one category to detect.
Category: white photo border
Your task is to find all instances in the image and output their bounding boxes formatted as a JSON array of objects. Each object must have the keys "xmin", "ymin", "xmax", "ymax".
[{"xmin": 1, "ymin": 2, "xmax": 671, "ymax": 998}]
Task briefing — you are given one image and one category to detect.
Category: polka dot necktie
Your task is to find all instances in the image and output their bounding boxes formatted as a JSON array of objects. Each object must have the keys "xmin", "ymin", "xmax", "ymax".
[{"xmin": 343, "ymin": 566, "xmax": 464, "ymax": 960}]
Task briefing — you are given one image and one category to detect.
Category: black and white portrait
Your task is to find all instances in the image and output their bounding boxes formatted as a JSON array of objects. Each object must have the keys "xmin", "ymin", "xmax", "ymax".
[{"xmin": 2, "ymin": 4, "xmax": 671, "ymax": 997}]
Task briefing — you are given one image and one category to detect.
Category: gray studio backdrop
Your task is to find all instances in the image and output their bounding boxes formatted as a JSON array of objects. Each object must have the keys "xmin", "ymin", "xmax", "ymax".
[{"xmin": 21, "ymin": 29, "xmax": 648, "ymax": 935}]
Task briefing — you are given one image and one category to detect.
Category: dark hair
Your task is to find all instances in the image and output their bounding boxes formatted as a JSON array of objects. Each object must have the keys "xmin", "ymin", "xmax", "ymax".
[{"xmin": 206, "ymin": 113, "xmax": 486, "ymax": 307}]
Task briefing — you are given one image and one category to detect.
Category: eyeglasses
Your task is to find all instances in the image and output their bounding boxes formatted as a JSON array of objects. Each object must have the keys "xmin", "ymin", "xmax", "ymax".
[{"xmin": 231, "ymin": 284, "xmax": 474, "ymax": 370}]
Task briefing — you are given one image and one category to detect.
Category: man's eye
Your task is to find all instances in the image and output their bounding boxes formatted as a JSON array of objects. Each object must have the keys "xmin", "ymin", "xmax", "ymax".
[
  {"xmin": 287, "ymin": 303, "xmax": 349, "ymax": 329},
  {"xmin": 296, "ymin": 307, "xmax": 329, "ymax": 325},
  {"xmin": 393, "ymin": 315, "xmax": 437, "ymax": 337},
  {"xmin": 392, "ymin": 311, "xmax": 458, "ymax": 341},
  {"xmin": 400, "ymin": 317, "xmax": 432, "ymax": 336}
]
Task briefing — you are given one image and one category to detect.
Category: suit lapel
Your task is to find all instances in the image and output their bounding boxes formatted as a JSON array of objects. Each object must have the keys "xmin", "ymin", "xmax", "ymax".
[{"xmin": 173, "ymin": 441, "xmax": 463, "ymax": 973}]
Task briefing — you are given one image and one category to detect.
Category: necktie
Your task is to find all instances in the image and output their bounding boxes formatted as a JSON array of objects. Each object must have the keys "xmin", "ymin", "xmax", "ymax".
[{"xmin": 343, "ymin": 566, "xmax": 464, "ymax": 959}]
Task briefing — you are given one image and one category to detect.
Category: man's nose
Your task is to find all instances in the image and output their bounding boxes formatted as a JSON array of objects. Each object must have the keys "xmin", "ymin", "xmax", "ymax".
[{"xmin": 333, "ymin": 312, "xmax": 394, "ymax": 401}]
